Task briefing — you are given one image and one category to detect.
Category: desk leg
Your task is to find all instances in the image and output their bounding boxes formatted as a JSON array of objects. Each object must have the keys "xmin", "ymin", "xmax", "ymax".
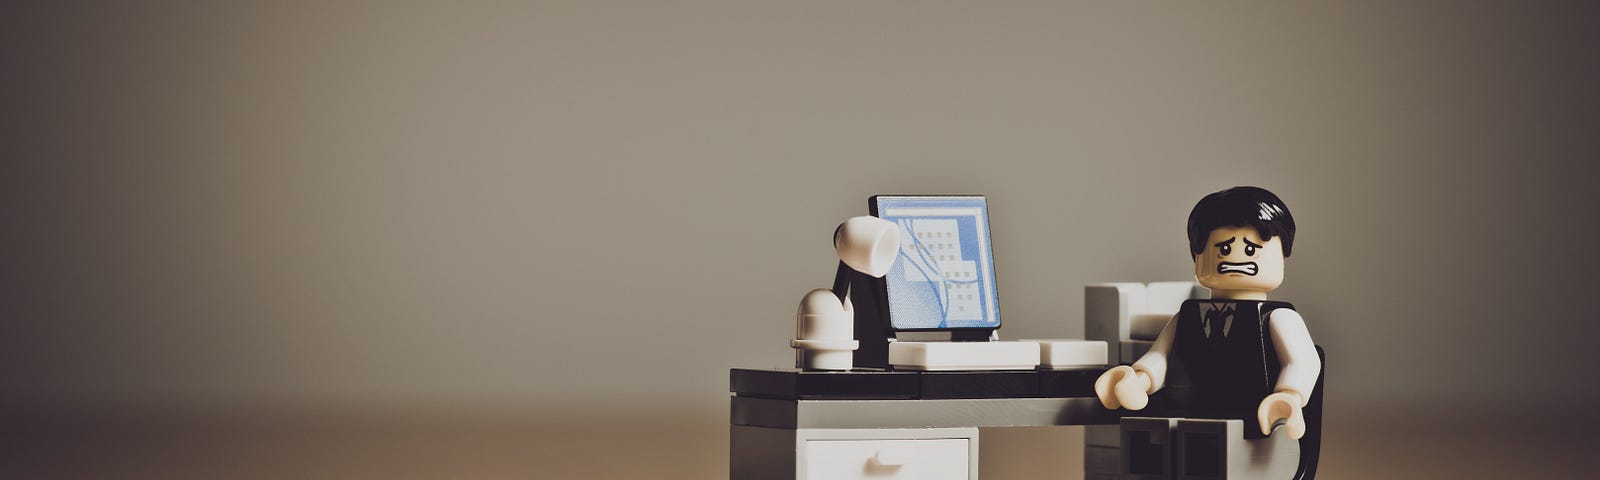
[{"xmin": 731, "ymin": 425, "xmax": 798, "ymax": 480}]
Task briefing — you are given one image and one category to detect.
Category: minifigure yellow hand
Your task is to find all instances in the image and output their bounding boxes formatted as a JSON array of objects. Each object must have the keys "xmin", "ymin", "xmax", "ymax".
[
  {"xmin": 1094, "ymin": 366, "xmax": 1152, "ymax": 410},
  {"xmin": 1257, "ymin": 391, "xmax": 1306, "ymax": 439}
]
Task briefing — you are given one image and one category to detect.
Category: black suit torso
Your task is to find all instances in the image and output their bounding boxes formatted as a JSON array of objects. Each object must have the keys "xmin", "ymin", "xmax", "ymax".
[{"xmin": 1153, "ymin": 298, "xmax": 1294, "ymax": 435}]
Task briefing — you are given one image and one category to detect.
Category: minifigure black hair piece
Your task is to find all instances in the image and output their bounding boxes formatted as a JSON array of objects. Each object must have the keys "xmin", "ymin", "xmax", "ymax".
[{"xmin": 1187, "ymin": 186, "xmax": 1296, "ymax": 258}]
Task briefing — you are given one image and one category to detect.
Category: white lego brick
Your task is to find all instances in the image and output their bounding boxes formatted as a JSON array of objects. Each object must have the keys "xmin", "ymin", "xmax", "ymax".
[
  {"xmin": 804, "ymin": 437, "xmax": 971, "ymax": 479},
  {"xmin": 1086, "ymin": 282, "xmax": 1198, "ymax": 364},
  {"xmin": 733, "ymin": 426, "xmax": 980, "ymax": 480},
  {"xmin": 1128, "ymin": 313, "xmax": 1170, "ymax": 341},
  {"xmin": 1085, "ymin": 283, "xmax": 1142, "ymax": 364},
  {"xmin": 799, "ymin": 428, "xmax": 978, "ymax": 480},
  {"xmin": 1143, "ymin": 281, "xmax": 1199, "ymax": 313},
  {"xmin": 1021, "ymin": 339, "xmax": 1108, "ymax": 368},
  {"xmin": 888, "ymin": 341, "xmax": 1040, "ymax": 371}
]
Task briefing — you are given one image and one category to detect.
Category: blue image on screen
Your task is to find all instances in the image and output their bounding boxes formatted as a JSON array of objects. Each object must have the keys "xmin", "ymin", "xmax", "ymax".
[{"xmin": 873, "ymin": 196, "xmax": 1000, "ymax": 330}]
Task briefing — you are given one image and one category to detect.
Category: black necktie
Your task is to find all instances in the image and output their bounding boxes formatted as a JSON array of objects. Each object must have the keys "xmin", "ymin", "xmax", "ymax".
[{"xmin": 1205, "ymin": 303, "xmax": 1233, "ymax": 340}]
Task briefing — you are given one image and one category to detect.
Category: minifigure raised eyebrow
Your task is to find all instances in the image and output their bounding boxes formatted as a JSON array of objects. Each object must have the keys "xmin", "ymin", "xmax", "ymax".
[
  {"xmin": 1242, "ymin": 238, "xmax": 1262, "ymax": 249},
  {"xmin": 1213, "ymin": 237, "xmax": 1236, "ymax": 248}
]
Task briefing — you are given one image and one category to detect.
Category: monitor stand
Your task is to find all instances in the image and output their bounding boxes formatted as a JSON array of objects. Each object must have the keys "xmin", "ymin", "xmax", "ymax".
[{"xmin": 887, "ymin": 333, "xmax": 1107, "ymax": 371}]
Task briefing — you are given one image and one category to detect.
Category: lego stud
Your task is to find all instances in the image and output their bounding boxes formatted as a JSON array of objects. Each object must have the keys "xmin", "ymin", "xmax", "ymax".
[{"xmin": 834, "ymin": 216, "xmax": 900, "ymax": 278}]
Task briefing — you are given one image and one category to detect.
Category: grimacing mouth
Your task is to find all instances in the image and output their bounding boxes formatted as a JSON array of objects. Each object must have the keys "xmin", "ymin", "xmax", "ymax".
[{"xmin": 1217, "ymin": 262, "xmax": 1258, "ymax": 276}]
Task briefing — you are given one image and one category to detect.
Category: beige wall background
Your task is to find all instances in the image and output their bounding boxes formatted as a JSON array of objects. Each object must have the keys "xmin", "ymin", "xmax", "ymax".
[{"xmin": 3, "ymin": 1, "xmax": 1599, "ymax": 478}]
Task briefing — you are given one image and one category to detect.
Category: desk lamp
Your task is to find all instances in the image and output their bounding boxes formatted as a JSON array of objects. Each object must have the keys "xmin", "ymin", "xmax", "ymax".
[{"xmin": 791, "ymin": 216, "xmax": 899, "ymax": 370}]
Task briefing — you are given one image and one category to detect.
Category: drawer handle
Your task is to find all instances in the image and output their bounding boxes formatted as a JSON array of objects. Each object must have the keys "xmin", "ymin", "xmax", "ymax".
[{"xmin": 872, "ymin": 447, "xmax": 918, "ymax": 467}]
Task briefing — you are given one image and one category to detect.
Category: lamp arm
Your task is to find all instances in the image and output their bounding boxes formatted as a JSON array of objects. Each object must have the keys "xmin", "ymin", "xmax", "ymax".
[{"xmin": 830, "ymin": 260, "xmax": 852, "ymax": 304}]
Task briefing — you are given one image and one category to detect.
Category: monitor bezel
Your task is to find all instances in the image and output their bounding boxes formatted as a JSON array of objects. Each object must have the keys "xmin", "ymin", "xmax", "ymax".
[{"xmin": 866, "ymin": 194, "xmax": 1003, "ymax": 336}]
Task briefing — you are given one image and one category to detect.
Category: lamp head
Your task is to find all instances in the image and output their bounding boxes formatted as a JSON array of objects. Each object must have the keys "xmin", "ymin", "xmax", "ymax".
[{"xmin": 834, "ymin": 216, "xmax": 899, "ymax": 277}]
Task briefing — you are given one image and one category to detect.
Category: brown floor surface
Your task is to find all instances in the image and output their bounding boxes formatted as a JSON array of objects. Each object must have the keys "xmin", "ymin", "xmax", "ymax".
[{"xmin": 3, "ymin": 408, "xmax": 1594, "ymax": 479}]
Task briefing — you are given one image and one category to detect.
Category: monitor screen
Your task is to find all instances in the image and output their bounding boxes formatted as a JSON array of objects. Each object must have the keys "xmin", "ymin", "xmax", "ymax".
[{"xmin": 870, "ymin": 195, "xmax": 1001, "ymax": 331}]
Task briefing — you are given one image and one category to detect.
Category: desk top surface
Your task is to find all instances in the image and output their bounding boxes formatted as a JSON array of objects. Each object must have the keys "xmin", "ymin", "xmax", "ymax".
[{"xmin": 730, "ymin": 367, "xmax": 1108, "ymax": 401}]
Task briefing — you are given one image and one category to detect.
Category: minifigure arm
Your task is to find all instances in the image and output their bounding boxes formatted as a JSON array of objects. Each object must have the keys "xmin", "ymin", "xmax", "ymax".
[
  {"xmin": 1094, "ymin": 312, "xmax": 1177, "ymax": 410},
  {"xmin": 1268, "ymin": 308, "xmax": 1319, "ymax": 406},
  {"xmin": 1131, "ymin": 313, "xmax": 1179, "ymax": 393}
]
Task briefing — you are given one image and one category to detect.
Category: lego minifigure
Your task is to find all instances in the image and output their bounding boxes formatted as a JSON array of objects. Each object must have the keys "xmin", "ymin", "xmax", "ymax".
[{"xmin": 1095, "ymin": 186, "xmax": 1320, "ymax": 440}]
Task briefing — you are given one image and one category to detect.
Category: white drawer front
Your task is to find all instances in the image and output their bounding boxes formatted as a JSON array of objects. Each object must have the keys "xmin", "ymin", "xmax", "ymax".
[{"xmin": 803, "ymin": 438, "xmax": 970, "ymax": 480}]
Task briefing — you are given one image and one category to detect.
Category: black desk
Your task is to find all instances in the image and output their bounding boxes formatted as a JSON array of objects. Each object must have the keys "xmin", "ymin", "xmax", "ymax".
[{"xmin": 728, "ymin": 368, "xmax": 1122, "ymax": 479}]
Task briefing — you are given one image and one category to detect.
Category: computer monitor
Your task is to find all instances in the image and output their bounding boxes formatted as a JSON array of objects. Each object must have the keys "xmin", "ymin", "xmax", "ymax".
[{"xmin": 869, "ymin": 195, "xmax": 1002, "ymax": 334}]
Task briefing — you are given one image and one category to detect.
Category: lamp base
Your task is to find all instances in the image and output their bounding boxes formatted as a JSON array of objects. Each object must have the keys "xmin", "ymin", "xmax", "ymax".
[{"xmin": 796, "ymin": 347, "xmax": 856, "ymax": 371}]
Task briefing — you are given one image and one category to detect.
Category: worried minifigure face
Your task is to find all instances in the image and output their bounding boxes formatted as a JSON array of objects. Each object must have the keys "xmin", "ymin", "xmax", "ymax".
[{"xmin": 1194, "ymin": 226, "xmax": 1285, "ymax": 295}]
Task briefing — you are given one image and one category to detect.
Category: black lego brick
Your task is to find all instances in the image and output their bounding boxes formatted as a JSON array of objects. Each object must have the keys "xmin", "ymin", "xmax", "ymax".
[
  {"xmin": 730, "ymin": 368, "xmax": 921, "ymax": 400},
  {"xmin": 729, "ymin": 396, "xmax": 796, "ymax": 428},
  {"xmin": 1036, "ymin": 368, "xmax": 1102, "ymax": 397},
  {"xmin": 918, "ymin": 370, "xmax": 1039, "ymax": 399}
]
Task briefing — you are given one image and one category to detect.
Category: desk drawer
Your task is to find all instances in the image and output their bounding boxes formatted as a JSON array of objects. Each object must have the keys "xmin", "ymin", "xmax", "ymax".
[{"xmin": 803, "ymin": 438, "xmax": 970, "ymax": 480}]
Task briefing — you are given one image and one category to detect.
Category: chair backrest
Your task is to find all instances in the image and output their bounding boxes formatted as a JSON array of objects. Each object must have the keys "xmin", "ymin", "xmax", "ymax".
[{"xmin": 1084, "ymin": 281, "xmax": 1208, "ymax": 364}]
